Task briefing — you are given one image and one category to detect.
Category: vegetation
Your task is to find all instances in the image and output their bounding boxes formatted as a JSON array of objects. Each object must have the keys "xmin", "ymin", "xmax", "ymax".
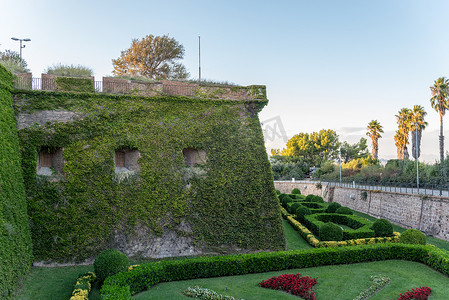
[
  {"xmin": 0, "ymin": 50, "xmax": 29, "ymax": 74},
  {"xmin": 410, "ymin": 105, "xmax": 428, "ymax": 159},
  {"xmin": 14, "ymin": 87, "xmax": 284, "ymax": 262},
  {"xmin": 112, "ymin": 34, "xmax": 189, "ymax": 80},
  {"xmin": 291, "ymin": 187, "xmax": 301, "ymax": 194},
  {"xmin": 430, "ymin": 77, "xmax": 449, "ymax": 163},
  {"xmin": 366, "ymin": 120, "xmax": 384, "ymax": 160},
  {"xmin": 319, "ymin": 222, "xmax": 343, "ymax": 241},
  {"xmin": 400, "ymin": 229, "xmax": 426, "ymax": 245},
  {"xmin": 45, "ymin": 63, "xmax": 93, "ymax": 77},
  {"xmin": 371, "ymin": 219, "xmax": 393, "ymax": 237},
  {"xmin": 94, "ymin": 249, "xmax": 130, "ymax": 284},
  {"xmin": 0, "ymin": 65, "xmax": 33, "ymax": 299}
]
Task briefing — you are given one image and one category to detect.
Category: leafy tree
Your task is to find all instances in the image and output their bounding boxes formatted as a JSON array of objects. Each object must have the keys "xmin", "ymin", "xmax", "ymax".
[
  {"xmin": 395, "ymin": 108, "xmax": 412, "ymax": 160},
  {"xmin": 279, "ymin": 129, "xmax": 339, "ymax": 166},
  {"xmin": 112, "ymin": 34, "xmax": 189, "ymax": 80},
  {"xmin": 410, "ymin": 105, "xmax": 428, "ymax": 160},
  {"xmin": 366, "ymin": 120, "xmax": 383, "ymax": 160},
  {"xmin": 430, "ymin": 77, "xmax": 449, "ymax": 163},
  {"xmin": 340, "ymin": 137, "xmax": 369, "ymax": 163},
  {"xmin": 0, "ymin": 50, "xmax": 29, "ymax": 74}
]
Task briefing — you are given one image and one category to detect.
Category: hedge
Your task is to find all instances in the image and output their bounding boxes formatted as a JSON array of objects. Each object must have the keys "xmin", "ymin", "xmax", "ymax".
[
  {"xmin": 281, "ymin": 207, "xmax": 399, "ymax": 248},
  {"xmin": 303, "ymin": 213, "xmax": 377, "ymax": 240},
  {"xmin": 100, "ymin": 243, "xmax": 449, "ymax": 299},
  {"xmin": 0, "ymin": 64, "xmax": 33, "ymax": 298}
]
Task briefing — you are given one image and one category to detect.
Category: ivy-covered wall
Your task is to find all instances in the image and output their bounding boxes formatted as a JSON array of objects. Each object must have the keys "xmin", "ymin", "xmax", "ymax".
[
  {"xmin": 14, "ymin": 88, "xmax": 286, "ymax": 262},
  {"xmin": 0, "ymin": 65, "xmax": 33, "ymax": 298}
]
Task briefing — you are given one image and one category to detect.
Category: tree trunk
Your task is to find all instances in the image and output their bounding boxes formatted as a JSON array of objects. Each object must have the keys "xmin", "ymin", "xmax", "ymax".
[
  {"xmin": 372, "ymin": 138, "xmax": 378, "ymax": 160},
  {"xmin": 440, "ymin": 114, "xmax": 444, "ymax": 162}
]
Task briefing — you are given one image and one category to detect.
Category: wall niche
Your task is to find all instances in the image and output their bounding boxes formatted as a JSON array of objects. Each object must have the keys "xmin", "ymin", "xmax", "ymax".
[{"xmin": 37, "ymin": 147, "xmax": 64, "ymax": 176}]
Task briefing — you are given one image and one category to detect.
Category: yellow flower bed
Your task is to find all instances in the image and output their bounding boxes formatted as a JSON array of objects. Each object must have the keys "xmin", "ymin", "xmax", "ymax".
[{"xmin": 69, "ymin": 272, "xmax": 96, "ymax": 300}]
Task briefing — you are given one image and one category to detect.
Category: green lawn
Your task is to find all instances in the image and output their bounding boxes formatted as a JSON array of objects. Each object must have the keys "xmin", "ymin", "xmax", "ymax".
[
  {"xmin": 132, "ymin": 260, "xmax": 449, "ymax": 300},
  {"xmin": 14, "ymin": 209, "xmax": 449, "ymax": 300}
]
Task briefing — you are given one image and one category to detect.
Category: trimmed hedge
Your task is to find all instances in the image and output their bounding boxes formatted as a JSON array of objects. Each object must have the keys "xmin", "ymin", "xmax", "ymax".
[
  {"xmin": 319, "ymin": 222, "xmax": 343, "ymax": 241},
  {"xmin": 326, "ymin": 202, "xmax": 341, "ymax": 213},
  {"xmin": 400, "ymin": 229, "xmax": 426, "ymax": 245},
  {"xmin": 300, "ymin": 202, "xmax": 327, "ymax": 214},
  {"xmin": 100, "ymin": 243, "xmax": 449, "ymax": 299},
  {"xmin": 291, "ymin": 188, "xmax": 301, "ymax": 195},
  {"xmin": 0, "ymin": 64, "xmax": 33, "ymax": 298},
  {"xmin": 371, "ymin": 219, "xmax": 393, "ymax": 237},
  {"xmin": 94, "ymin": 249, "xmax": 130, "ymax": 284},
  {"xmin": 335, "ymin": 206, "xmax": 353, "ymax": 215}
]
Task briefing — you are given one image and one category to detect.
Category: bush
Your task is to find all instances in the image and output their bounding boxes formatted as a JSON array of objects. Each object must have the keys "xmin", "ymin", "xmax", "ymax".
[
  {"xmin": 94, "ymin": 249, "xmax": 130, "ymax": 284},
  {"xmin": 400, "ymin": 229, "xmax": 426, "ymax": 245},
  {"xmin": 305, "ymin": 194, "xmax": 315, "ymax": 202},
  {"xmin": 288, "ymin": 202, "xmax": 303, "ymax": 214},
  {"xmin": 296, "ymin": 206, "xmax": 312, "ymax": 221},
  {"xmin": 45, "ymin": 63, "xmax": 93, "ymax": 77},
  {"xmin": 291, "ymin": 188, "xmax": 301, "ymax": 195},
  {"xmin": 310, "ymin": 195, "xmax": 324, "ymax": 203},
  {"xmin": 319, "ymin": 222, "xmax": 343, "ymax": 241},
  {"xmin": 279, "ymin": 194, "xmax": 293, "ymax": 206},
  {"xmin": 326, "ymin": 202, "xmax": 342, "ymax": 213},
  {"xmin": 275, "ymin": 190, "xmax": 281, "ymax": 195},
  {"xmin": 335, "ymin": 207, "xmax": 353, "ymax": 215},
  {"xmin": 371, "ymin": 219, "xmax": 393, "ymax": 237}
]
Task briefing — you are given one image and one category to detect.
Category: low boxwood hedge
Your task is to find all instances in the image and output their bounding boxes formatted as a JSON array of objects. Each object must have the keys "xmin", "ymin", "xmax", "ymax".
[
  {"xmin": 303, "ymin": 213, "xmax": 375, "ymax": 240},
  {"xmin": 100, "ymin": 243, "xmax": 449, "ymax": 299},
  {"xmin": 300, "ymin": 202, "xmax": 327, "ymax": 214}
]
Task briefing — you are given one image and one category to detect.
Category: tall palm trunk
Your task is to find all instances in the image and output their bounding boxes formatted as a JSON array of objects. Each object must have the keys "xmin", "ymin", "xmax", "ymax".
[
  {"xmin": 372, "ymin": 138, "xmax": 378, "ymax": 160},
  {"xmin": 440, "ymin": 113, "xmax": 444, "ymax": 163}
]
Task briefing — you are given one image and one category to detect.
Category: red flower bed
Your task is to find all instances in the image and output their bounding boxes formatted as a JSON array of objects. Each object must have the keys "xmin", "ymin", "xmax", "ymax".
[
  {"xmin": 396, "ymin": 286, "xmax": 432, "ymax": 300},
  {"xmin": 258, "ymin": 273, "xmax": 318, "ymax": 300}
]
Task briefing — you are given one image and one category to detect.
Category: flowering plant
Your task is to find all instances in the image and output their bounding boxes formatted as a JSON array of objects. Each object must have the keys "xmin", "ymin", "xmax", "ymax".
[
  {"xmin": 396, "ymin": 286, "xmax": 432, "ymax": 300},
  {"xmin": 258, "ymin": 273, "xmax": 317, "ymax": 300}
]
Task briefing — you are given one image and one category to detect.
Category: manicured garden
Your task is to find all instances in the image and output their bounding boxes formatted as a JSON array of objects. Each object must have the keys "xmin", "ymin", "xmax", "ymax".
[{"xmin": 14, "ymin": 190, "xmax": 449, "ymax": 300}]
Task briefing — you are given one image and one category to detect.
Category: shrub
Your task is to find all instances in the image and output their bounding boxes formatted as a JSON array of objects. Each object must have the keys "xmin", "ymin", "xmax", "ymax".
[
  {"xmin": 372, "ymin": 219, "xmax": 393, "ymax": 237},
  {"xmin": 396, "ymin": 286, "xmax": 432, "ymax": 300},
  {"xmin": 94, "ymin": 249, "xmax": 129, "ymax": 284},
  {"xmin": 288, "ymin": 202, "xmax": 303, "ymax": 214},
  {"xmin": 305, "ymin": 194, "xmax": 315, "ymax": 202},
  {"xmin": 279, "ymin": 194, "xmax": 293, "ymax": 206},
  {"xmin": 400, "ymin": 229, "xmax": 426, "ymax": 245},
  {"xmin": 259, "ymin": 273, "xmax": 317, "ymax": 300},
  {"xmin": 275, "ymin": 190, "xmax": 281, "ymax": 195},
  {"xmin": 319, "ymin": 222, "xmax": 343, "ymax": 241},
  {"xmin": 45, "ymin": 63, "xmax": 93, "ymax": 77},
  {"xmin": 296, "ymin": 206, "xmax": 312, "ymax": 221},
  {"xmin": 291, "ymin": 188, "xmax": 301, "ymax": 195},
  {"xmin": 336, "ymin": 207, "xmax": 353, "ymax": 215},
  {"xmin": 326, "ymin": 202, "xmax": 341, "ymax": 213},
  {"xmin": 310, "ymin": 195, "xmax": 324, "ymax": 203}
]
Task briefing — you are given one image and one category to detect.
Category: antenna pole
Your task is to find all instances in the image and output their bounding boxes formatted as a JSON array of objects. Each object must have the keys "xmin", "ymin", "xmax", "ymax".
[{"xmin": 198, "ymin": 36, "xmax": 201, "ymax": 85}]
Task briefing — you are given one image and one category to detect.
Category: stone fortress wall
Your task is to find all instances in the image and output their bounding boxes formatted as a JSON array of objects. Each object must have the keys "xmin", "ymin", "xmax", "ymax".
[{"xmin": 275, "ymin": 181, "xmax": 449, "ymax": 242}]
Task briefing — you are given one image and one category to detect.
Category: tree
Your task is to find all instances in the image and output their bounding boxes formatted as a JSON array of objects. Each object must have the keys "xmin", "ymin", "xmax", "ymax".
[
  {"xmin": 112, "ymin": 34, "xmax": 189, "ymax": 80},
  {"xmin": 0, "ymin": 50, "xmax": 29, "ymax": 74},
  {"xmin": 410, "ymin": 105, "xmax": 428, "ymax": 160},
  {"xmin": 430, "ymin": 77, "xmax": 449, "ymax": 163},
  {"xmin": 278, "ymin": 129, "xmax": 339, "ymax": 166},
  {"xmin": 340, "ymin": 138, "xmax": 369, "ymax": 163},
  {"xmin": 45, "ymin": 63, "xmax": 92, "ymax": 77},
  {"xmin": 395, "ymin": 108, "xmax": 412, "ymax": 160},
  {"xmin": 366, "ymin": 120, "xmax": 384, "ymax": 160}
]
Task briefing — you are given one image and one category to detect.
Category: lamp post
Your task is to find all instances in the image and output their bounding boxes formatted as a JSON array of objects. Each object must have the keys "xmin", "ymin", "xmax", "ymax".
[
  {"xmin": 339, "ymin": 148, "xmax": 342, "ymax": 185},
  {"xmin": 415, "ymin": 126, "xmax": 419, "ymax": 193},
  {"xmin": 11, "ymin": 37, "xmax": 31, "ymax": 59}
]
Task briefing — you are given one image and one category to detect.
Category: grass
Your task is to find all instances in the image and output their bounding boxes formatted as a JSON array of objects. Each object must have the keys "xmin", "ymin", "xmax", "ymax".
[
  {"xmin": 14, "ymin": 209, "xmax": 449, "ymax": 299},
  {"xmin": 132, "ymin": 260, "xmax": 449, "ymax": 299}
]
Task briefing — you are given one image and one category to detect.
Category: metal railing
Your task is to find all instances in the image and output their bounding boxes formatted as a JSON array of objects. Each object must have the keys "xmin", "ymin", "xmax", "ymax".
[{"xmin": 275, "ymin": 179, "xmax": 449, "ymax": 197}]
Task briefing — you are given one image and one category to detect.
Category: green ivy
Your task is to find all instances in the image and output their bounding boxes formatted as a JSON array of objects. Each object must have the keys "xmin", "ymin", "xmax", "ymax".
[
  {"xmin": 0, "ymin": 64, "xmax": 33, "ymax": 299},
  {"xmin": 54, "ymin": 76, "xmax": 95, "ymax": 93},
  {"xmin": 14, "ymin": 88, "xmax": 285, "ymax": 262}
]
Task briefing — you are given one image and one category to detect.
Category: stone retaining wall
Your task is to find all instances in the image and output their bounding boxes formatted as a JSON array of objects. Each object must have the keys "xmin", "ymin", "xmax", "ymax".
[{"xmin": 274, "ymin": 181, "xmax": 449, "ymax": 242}]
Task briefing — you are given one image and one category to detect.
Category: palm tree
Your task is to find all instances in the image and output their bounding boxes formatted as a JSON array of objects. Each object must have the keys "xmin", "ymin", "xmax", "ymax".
[
  {"xmin": 366, "ymin": 120, "xmax": 384, "ymax": 160},
  {"xmin": 395, "ymin": 108, "xmax": 412, "ymax": 160},
  {"xmin": 410, "ymin": 105, "xmax": 428, "ymax": 160},
  {"xmin": 430, "ymin": 77, "xmax": 449, "ymax": 163},
  {"xmin": 394, "ymin": 130, "xmax": 405, "ymax": 159}
]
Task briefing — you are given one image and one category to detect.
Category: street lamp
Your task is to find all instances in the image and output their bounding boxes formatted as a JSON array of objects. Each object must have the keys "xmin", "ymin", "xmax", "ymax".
[
  {"xmin": 415, "ymin": 126, "xmax": 419, "ymax": 193},
  {"xmin": 11, "ymin": 37, "xmax": 31, "ymax": 59}
]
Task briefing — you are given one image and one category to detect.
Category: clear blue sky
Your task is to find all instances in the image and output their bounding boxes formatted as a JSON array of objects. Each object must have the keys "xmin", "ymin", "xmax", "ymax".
[{"xmin": 3, "ymin": 0, "xmax": 449, "ymax": 162}]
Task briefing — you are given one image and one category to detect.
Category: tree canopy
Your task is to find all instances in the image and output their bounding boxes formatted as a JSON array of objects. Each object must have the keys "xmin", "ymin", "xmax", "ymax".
[
  {"xmin": 112, "ymin": 34, "xmax": 189, "ymax": 80},
  {"xmin": 0, "ymin": 50, "xmax": 29, "ymax": 74},
  {"xmin": 275, "ymin": 129, "xmax": 339, "ymax": 166}
]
